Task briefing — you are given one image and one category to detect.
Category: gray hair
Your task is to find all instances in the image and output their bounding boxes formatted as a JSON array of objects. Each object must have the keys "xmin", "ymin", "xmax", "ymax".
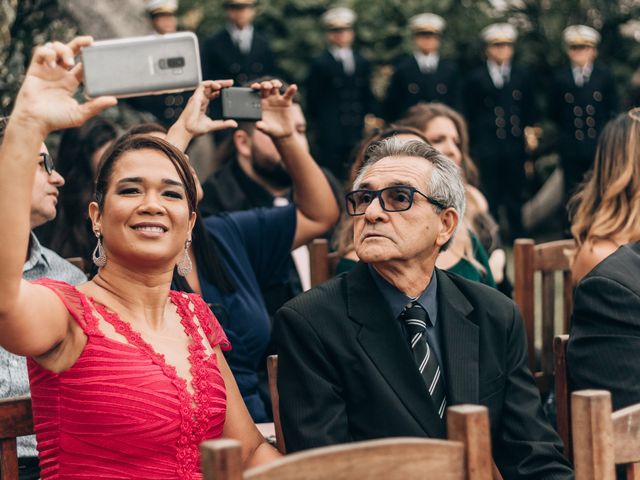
[{"xmin": 353, "ymin": 137, "xmax": 466, "ymax": 251}]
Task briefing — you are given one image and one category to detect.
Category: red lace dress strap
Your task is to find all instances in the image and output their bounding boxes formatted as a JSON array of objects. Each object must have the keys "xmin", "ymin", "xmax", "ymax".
[
  {"xmin": 181, "ymin": 292, "xmax": 231, "ymax": 351},
  {"xmin": 31, "ymin": 278, "xmax": 102, "ymax": 336}
]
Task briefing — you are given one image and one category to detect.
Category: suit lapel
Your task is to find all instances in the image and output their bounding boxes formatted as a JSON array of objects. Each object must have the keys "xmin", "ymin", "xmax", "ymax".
[
  {"xmin": 436, "ymin": 270, "xmax": 479, "ymax": 405},
  {"xmin": 346, "ymin": 263, "xmax": 446, "ymax": 438}
]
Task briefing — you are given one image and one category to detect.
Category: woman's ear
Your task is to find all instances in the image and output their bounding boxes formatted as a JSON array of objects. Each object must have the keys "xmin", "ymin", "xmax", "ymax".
[
  {"xmin": 188, "ymin": 211, "xmax": 197, "ymax": 237},
  {"xmin": 88, "ymin": 202, "xmax": 102, "ymax": 234}
]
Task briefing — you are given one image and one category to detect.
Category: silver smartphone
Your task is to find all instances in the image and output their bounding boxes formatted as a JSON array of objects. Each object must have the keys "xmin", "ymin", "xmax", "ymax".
[{"xmin": 81, "ymin": 32, "xmax": 202, "ymax": 98}]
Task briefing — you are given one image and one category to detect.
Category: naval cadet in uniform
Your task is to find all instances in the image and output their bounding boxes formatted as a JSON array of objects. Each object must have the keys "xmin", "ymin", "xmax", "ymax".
[
  {"xmin": 200, "ymin": 0, "xmax": 277, "ymax": 87},
  {"xmin": 550, "ymin": 25, "xmax": 618, "ymax": 202},
  {"xmin": 305, "ymin": 7, "xmax": 378, "ymax": 181},
  {"xmin": 464, "ymin": 23, "xmax": 535, "ymax": 239},
  {"xmin": 383, "ymin": 13, "xmax": 461, "ymax": 122}
]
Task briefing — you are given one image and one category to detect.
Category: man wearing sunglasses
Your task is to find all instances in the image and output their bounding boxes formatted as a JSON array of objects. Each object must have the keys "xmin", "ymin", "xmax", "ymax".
[
  {"xmin": 0, "ymin": 118, "xmax": 85, "ymax": 480},
  {"xmin": 274, "ymin": 138, "xmax": 573, "ymax": 479}
]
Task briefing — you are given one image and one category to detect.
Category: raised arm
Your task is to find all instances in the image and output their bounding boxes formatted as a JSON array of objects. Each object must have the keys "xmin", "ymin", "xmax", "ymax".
[
  {"xmin": 0, "ymin": 37, "xmax": 116, "ymax": 357},
  {"xmin": 252, "ymin": 80, "xmax": 340, "ymax": 249},
  {"xmin": 165, "ymin": 79, "xmax": 238, "ymax": 151}
]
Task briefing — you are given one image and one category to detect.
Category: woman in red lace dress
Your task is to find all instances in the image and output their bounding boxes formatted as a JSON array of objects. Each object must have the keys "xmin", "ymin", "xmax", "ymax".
[{"xmin": 0, "ymin": 37, "xmax": 280, "ymax": 478}]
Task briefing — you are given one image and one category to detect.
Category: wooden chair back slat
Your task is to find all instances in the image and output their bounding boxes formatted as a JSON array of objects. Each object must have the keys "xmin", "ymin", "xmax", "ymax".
[
  {"xmin": 553, "ymin": 334, "xmax": 571, "ymax": 460},
  {"xmin": 245, "ymin": 437, "xmax": 465, "ymax": 480},
  {"xmin": 572, "ymin": 390, "xmax": 640, "ymax": 480},
  {"xmin": 446, "ymin": 405, "xmax": 494, "ymax": 480},
  {"xmin": 266, "ymin": 355, "xmax": 285, "ymax": 454},
  {"xmin": 541, "ymin": 271, "xmax": 555, "ymax": 377},
  {"xmin": 308, "ymin": 239, "xmax": 340, "ymax": 288},
  {"xmin": 0, "ymin": 396, "xmax": 34, "ymax": 480},
  {"xmin": 562, "ymin": 270, "xmax": 573, "ymax": 333},
  {"xmin": 612, "ymin": 403, "xmax": 640, "ymax": 465},
  {"xmin": 65, "ymin": 256, "xmax": 88, "ymax": 274},
  {"xmin": 513, "ymin": 238, "xmax": 575, "ymax": 396},
  {"xmin": 202, "ymin": 406, "xmax": 495, "ymax": 480}
]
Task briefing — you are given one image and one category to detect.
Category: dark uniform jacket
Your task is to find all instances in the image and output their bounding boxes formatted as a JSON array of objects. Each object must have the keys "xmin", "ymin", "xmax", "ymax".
[
  {"xmin": 201, "ymin": 28, "xmax": 277, "ymax": 86},
  {"xmin": 383, "ymin": 55, "xmax": 461, "ymax": 122},
  {"xmin": 567, "ymin": 242, "xmax": 640, "ymax": 413},
  {"xmin": 126, "ymin": 92, "xmax": 190, "ymax": 128},
  {"xmin": 464, "ymin": 62, "xmax": 536, "ymax": 161},
  {"xmin": 274, "ymin": 263, "xmax": 574, "ymax": 480},
  {"xmin": 306, "ymin": 49, "xmax": 377, "ymax": 180},
  {"xmin": 549, "ymin": 63, "xmax": 617, "ymax": 171}
]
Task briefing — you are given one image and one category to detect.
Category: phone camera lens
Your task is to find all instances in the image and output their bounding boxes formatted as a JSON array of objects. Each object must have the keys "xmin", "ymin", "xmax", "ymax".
[{"xmin": 167, "ymin": 57, "xmax": 185, "ymax": 68}]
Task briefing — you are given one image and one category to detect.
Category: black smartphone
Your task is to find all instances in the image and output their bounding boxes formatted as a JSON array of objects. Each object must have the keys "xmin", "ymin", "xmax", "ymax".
[{"xmin": 221, "ymin": 87, "xmax": 262, "ymax": 121}]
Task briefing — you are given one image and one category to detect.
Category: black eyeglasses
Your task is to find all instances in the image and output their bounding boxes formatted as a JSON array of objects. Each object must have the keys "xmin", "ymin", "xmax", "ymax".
[
  {"xmin": 39, "ymin": 152, "xmax": 55, "ymax": 175},
  {"xmin": 345, "ymin": 186, "xmax": 447, "ymax": 216}
]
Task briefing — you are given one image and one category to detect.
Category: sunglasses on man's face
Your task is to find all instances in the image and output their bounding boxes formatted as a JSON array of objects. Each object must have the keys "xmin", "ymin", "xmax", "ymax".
[
  {"xmin": 345, "ymin": 185, "xmax": 447, "ymax": 216},
  {"xmin": 39, "ymin": 152, "xmax": 55, "ymax": 175}
]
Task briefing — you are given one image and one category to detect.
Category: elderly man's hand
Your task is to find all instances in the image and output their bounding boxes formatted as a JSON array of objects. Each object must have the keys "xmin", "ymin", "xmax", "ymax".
[
  {"xmin": 251, "ymin": 79, "xmax": 297, "ymax": 140},
  {"xmin": 12, "ymin": 36, "xmax": 117, "ymax": 137}
]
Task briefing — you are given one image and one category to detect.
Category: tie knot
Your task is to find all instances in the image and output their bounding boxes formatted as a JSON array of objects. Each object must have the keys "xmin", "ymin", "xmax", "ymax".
[{"xmin": 400, "ymin": 302, "xmax": 428, "ymax": 334}]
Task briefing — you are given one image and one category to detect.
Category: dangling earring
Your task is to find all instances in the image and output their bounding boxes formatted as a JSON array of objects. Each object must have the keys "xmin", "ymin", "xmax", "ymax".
[
  {"xmin": 177, "ymin": 239, "xmax": 192, "ymax": 277},
  {"xmin": 92, "ymin": 230, "xmax": 107, "ymax": 268}
]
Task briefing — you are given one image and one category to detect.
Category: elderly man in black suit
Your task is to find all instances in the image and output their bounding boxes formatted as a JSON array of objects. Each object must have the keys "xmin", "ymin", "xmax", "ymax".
[
  {"xmin": 274, "ymin": 138, "xmax": 573, "ymax": 480},
  {"xmin": 383, "ymin": 13, "xmax": 461, "ymax": 122},
  {"xmin": 550, "ymin": 25, "xmax": 618, "ymax": 202},
  {"xmin": 567, "ymin": 241, "xmax": 640, "ymax": 412},
  {"xmin": 200, "ymin": 0, "xmax": 277, "ymax": 86},
  {"xmin": 306, "ymin": 7, "xmax": 377, "ymax": 181},
  {"xmin": 464, "ymin": 23, "xmax": 535, "ymax": 240}
]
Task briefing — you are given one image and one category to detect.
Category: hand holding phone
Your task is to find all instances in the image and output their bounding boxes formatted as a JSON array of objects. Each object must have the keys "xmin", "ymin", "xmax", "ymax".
[
  {"xmin": 166, "ymin": 80, "xmax": 238, "ymax": 150},
  {"xmin": 251, "ymin": 80, "xmax": 298, "ymax": 140}
]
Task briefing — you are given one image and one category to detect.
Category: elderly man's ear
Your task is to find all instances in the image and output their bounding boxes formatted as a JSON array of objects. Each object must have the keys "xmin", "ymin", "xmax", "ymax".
[{"xmin": 435, "ymin": 208, "xmax": 459, "ymax": 248}]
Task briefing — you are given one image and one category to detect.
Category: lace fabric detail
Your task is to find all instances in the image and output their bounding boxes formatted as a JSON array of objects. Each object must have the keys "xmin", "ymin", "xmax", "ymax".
[{"xmin": 90, "ymin": 291, "xmax": 227, "ymax": 478}]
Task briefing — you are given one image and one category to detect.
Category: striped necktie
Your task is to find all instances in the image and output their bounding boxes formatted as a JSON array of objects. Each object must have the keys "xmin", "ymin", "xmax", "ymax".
[{"xmin": 400, "ymin": 301, "xmax": 448, "ymax": 420}]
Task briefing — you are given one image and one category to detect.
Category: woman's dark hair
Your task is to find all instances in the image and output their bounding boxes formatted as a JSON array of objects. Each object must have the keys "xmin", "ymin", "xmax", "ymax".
[
  {"xmin": 171, "ymin": 216, "xmax": 236, "ymax": 294},
  {"xmin": 96, "ymin": 134, "xmax": 198, "ymax": 213},
  {"xmin": 49, "ymin": 117, "xmax": 118, "ymax": 266},
  {"xmin": 125, "ymin": 122, "xmax": 168, "ymax": 136}
]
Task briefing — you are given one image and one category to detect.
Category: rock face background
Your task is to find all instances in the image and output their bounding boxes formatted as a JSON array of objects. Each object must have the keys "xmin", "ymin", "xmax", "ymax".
[{"xmin": 0, "ymin": 0, "xmax": 154, "ymax": 114}]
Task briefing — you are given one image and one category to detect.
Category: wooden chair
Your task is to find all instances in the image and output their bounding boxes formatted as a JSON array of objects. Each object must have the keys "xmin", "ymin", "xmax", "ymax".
[
  {"xmin": 202, "ymin": 405, "xmax": 494, "ymax": 480},
  {"xmin": 553, "ymin": 334, "xmax": 572, "ymax": 460},
  {"xmin": 572, "ymin": 390, "xmax": 640, "ymax": 480},
  {"xmin": 513, "ymin": 238, "xmax": 575, "ymax": 395},
  {"xmin": 0, "ymin": 396, "xmax": 34, "ymax": 480},
  {"xmin": 266, "ymin": 355, "xmax": 285, "ymax": 454},
  {"xmin": 64, "ymin": 256, "xmax": 88, "ymax": 274},
  {"xmin": 308, "ymin": 239, "xmax": 339, "ymax": 287}
]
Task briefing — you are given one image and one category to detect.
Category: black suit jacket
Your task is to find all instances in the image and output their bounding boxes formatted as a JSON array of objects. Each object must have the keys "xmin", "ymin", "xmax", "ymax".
[
  {"xmin": 201, "ymin": 28, "xmax": 277, "ymax": 86},
  {"xmin": 274, "ymin": 264, "xmax": 573, "ymax": 480},
  {"xmin": 383, "ymin": 56, "xmax": 461, "ymax": 122},
  {"xmin": 567, "ymin": 242, "xmax": 640, "ymax": 412},
  {"xmin": 464, "ymin": 63, "xmax": 536, "ymax": 161}
]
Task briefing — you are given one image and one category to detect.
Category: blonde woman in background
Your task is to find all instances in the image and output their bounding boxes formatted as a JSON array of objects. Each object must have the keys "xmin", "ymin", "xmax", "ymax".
[{"xmin": 569, "ymin": 109, "xmax": 640, "ymax": 284}]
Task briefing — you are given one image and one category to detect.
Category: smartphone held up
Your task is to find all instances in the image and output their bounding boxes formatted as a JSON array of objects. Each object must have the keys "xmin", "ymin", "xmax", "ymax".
[{"xmin": 81, "ymin": 32, "xmax": 202, "ymax": 98}]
